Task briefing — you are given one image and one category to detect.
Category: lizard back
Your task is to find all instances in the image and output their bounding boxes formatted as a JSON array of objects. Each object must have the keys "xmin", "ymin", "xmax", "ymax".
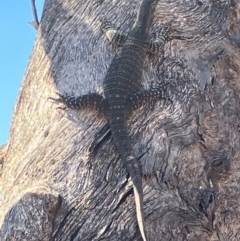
[{"xmin": 102, "ymin": 1, "xmax": 160, "ymax": 240}]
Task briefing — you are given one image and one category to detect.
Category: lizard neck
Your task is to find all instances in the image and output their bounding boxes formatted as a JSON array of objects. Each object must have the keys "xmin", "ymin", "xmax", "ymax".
[{"xmin": 131, "ymin": 0, "xmax": 159, "ymax": 36}]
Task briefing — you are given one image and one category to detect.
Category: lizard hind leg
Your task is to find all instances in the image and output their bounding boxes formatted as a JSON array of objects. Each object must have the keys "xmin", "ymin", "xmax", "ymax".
[
  {"xmin": 125, "ymin": 155, "xmax": 147, "ymax": 241},
  {"xmin": 125, "ymin": 83, "xmax": 174, "ymax": 117},
  {"xmin": 100, "ymin": 16, "xmax": 127, "ymax": 46}
]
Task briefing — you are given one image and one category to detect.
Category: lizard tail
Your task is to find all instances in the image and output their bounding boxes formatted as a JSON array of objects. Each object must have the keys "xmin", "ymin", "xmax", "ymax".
[
  {"xmin": 109, "ymin": 117, "xmax": 147, "ymax": 240},
  {"xmin": 133, "ymin": 185, "xmax": 147, "ymax": 241},
  {"xmin": 126, "ymin": 156, "xmax": 147, "ymax": 241}
]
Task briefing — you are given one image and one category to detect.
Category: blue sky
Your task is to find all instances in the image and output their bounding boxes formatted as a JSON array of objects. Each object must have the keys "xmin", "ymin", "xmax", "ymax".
[{"xmin": 0, "ymin": 1, "xmax": 44, "ymax": 145}]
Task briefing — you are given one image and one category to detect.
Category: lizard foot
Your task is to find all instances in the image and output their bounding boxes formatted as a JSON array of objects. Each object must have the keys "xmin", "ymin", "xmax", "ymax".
[{"xmin": 48, "ymin": 93, "xmax": 67, "ymax": 110}]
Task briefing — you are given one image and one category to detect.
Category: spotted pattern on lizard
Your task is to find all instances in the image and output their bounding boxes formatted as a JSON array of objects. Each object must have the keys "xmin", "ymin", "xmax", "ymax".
[{"xmin": 55, "ymin": 0, "xmax": 174, "ymax": 240}]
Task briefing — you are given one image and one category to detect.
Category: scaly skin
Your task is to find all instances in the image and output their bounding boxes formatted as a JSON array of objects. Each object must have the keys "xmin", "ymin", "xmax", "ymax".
[
  {"xmin": 102, "ymin": 1, "xmax": 160, "ymax": 240},
  {"xmin": 54, "ymin": 0, "xmax": 173, "ymax": 240}
]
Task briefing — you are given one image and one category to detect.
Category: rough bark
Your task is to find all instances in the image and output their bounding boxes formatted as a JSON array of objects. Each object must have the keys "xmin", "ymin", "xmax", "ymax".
[{"xmin": 1, "ymin": 0, "xmax": 240, "ymax": 240}]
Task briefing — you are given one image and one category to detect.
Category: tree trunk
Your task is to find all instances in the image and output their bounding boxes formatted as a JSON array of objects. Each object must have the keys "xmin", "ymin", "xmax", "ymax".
[{"xmin": 1, "ymin": 0, "xmax": 240, "ymax": 240}]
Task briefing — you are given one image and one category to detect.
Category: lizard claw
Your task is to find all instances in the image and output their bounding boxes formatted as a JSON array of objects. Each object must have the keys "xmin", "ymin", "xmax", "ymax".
[
  {"xmin": 48, "ymin": 92, "xmax": 67, "ymax": 110},
  {"xmin": 99, "ymin": 16, "xmax": 114, "ymax": 33},
  {"xmin": 154, "ymin": 26, "xmax": 172, "ymax": 42},
  {"xmin": 157, "ymin": 25, "xmax": 191, "ymax": 41},
  {"xmin": 169, "ymin": 29, "xmax": 192, "ymax": 40},
  {"xmin": 48, "ymin": 92, "xmax": 63, "ymax": 102},
  {"xmin": 99, "ymin": 15, "xmax": 108, "ymax": 24}
]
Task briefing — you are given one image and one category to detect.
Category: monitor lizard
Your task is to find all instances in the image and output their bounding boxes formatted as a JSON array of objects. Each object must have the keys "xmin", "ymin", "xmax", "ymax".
[{"xmin": 54, "ymin": 0, "xmax": 173, "ymax": 240}]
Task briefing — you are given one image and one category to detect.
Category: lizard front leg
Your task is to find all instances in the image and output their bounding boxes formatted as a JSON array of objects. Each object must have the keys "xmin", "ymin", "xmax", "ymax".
[
  {"xmin": 147, "ymin": 26, "xmax": 186, "ymax": 53},
  {"xmin": 147, "ymin": 27, "xmax": 171, "ymax": 53},
  {"xmin": 100, "ymin": 16, "xmax": 127, "ymax": 46}
]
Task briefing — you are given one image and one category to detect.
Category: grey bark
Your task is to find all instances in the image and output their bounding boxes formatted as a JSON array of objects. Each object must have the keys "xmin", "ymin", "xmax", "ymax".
[{"xmin": 1, "ymin": 0, "xmax": 240, "ymax": 240}]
